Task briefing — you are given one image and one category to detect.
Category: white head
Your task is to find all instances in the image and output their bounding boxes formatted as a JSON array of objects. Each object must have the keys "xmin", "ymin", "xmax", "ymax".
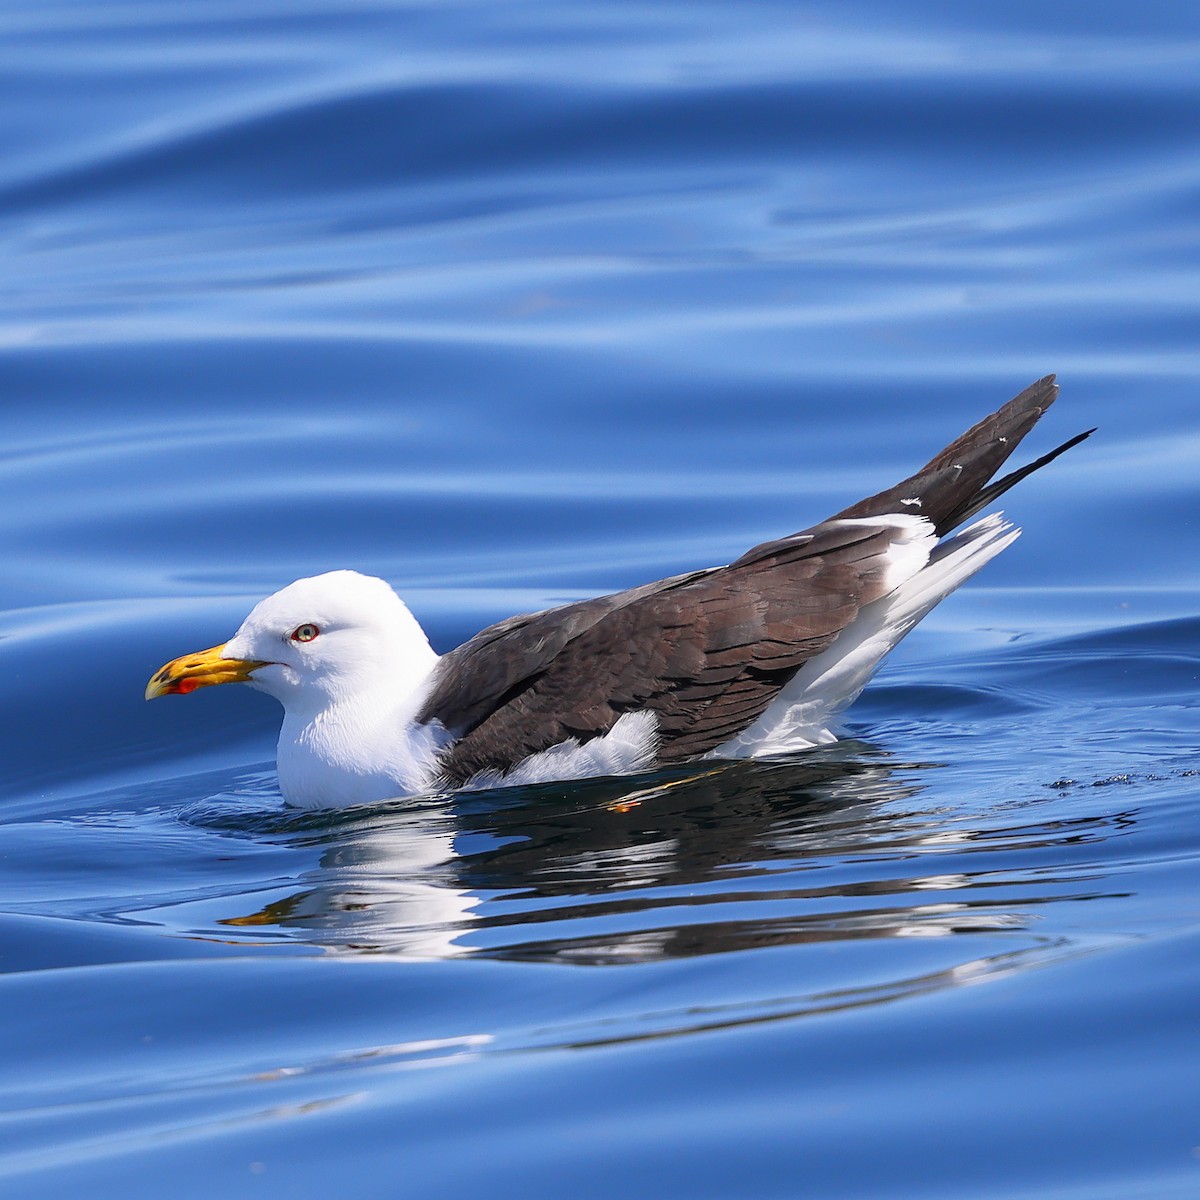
[
  {"xmin": 146, "ymin": 570, "xmax": 439, "ymax": 712},
  {"xmin": 225, "ymin": 570, "xmax": 435, "ymax": 704}
]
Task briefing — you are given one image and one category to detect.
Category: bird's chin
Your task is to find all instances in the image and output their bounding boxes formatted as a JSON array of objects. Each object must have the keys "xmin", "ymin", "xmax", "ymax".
[{"xmin": 242, "ymin": 662, "xmax": 295, "ymax": 698}]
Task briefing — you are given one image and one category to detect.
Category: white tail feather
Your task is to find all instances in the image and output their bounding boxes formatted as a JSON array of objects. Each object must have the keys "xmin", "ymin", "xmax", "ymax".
[{"xmin": 713, "ymin": 512, "xmax": 1020, "ymax": 759}]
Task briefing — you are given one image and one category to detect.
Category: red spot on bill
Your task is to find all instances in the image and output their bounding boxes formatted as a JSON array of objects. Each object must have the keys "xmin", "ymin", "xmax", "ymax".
[{"xmin": 177, "ymin": 678, "xmax": 199, "ymax": 695}]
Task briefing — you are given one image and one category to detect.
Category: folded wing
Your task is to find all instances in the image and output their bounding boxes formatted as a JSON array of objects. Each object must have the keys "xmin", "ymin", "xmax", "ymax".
[{"xmin": 418, "ymin": 375, "xmax": 1090, "ymax": 784}]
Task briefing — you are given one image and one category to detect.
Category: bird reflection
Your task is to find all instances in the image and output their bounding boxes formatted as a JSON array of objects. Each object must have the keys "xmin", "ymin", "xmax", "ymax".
[{"xmin": 217, "ymin": 743, "xmax": 1129, "ymax": 964}]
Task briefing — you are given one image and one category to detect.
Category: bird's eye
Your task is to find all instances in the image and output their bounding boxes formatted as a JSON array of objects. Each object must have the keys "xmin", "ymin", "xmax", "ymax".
[{"xmin": 290, "ymin": 623, "xmax": 320, "ymax": 643}]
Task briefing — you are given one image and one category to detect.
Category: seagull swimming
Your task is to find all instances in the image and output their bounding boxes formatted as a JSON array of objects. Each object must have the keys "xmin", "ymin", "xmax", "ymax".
[{"xmin": 147, "ymin": 376, "xmax": 1089, "ymax": 809}]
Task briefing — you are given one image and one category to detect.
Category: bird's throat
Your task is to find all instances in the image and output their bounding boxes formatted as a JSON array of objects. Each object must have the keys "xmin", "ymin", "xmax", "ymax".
[{"xmin": 276, "ymin": 685, "xmax": 444, "ymax": 808}]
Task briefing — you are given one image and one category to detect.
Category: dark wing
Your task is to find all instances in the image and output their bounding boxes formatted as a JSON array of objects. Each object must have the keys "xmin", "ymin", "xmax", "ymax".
[
  {"xmin": 415, "ymin": 570, "xmax": 712, "ymax": 737},
  {"xmin": 422, "ymin": 520, "xmax": 908, "ymax": 784},
  {"xmin": 832, "ymin": 374, "xmax": 1089, "ymax": 534},
  {"xmin": 419, "ymin": 376, "xmax": 1091, "ymax": 785}
]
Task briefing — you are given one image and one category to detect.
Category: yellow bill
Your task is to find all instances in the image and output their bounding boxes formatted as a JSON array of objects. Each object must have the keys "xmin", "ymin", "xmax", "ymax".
[{"xmin": 145, "ymin": 643, "xmax": 267, "ymax": 699}]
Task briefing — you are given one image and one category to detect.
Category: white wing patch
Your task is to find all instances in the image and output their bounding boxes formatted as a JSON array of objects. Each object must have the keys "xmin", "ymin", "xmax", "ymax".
[
  {"xmin": 712, "ymin": 512, "xmax": 1019, "ymax": 759},
  {"xmin": 828, "ymin": 513, "xmax": 938, "ymax": 593},
  {"xmin": 458, "ymin": 709, "xmax": 660, "ymax": 791}
]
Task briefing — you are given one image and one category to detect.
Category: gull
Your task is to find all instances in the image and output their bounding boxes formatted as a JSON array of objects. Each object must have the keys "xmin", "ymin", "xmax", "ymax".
[{"xmin": 147, "ymin": 376, "xmax": 1089, "ymax": 809}]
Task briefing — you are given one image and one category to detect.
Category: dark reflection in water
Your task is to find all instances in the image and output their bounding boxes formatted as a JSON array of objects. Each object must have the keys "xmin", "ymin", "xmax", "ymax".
[{"xmin": 200, "ymin": 744, "xmax": 1131, "ymax": 966}]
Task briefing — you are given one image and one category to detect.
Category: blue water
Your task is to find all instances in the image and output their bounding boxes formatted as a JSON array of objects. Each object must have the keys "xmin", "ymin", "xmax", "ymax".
[{"xmin": 2, "ymin": 2, "xmax": 1199, "ymax": 1196}]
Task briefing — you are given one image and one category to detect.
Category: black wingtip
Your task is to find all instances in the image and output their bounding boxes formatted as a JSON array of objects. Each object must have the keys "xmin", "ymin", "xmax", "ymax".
[
  {"xmin": 1033, "ymin": 425, "xmax": 1095, "ymax": 463},
  {"xmin": 937, "ymin": 423, "xmax": 1095, "ymax": 533},
  {"xmin": 828, "ymin": 377, "xmax": 1090, "ymax": 534}
]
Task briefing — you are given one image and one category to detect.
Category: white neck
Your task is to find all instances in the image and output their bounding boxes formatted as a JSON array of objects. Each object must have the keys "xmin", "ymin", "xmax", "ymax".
[
  {"xmin": 276, "ymin": 658, "xmax": 444, "ymax": 809},
  {"xmin": 223, "ymin": 574, "xmax": 451, "ymax": 808}
]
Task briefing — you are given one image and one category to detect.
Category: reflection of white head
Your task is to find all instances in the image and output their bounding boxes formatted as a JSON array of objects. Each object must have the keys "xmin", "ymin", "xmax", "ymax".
[{"xmin": 291, "ymin": 801, "xmax": 478, "ymax": 959}]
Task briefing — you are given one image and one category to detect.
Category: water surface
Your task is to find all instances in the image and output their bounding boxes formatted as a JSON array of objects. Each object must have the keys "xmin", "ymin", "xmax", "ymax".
[{"xmin": 1, "ymin": 2, "xmax": 1199, "ymax": 1197}]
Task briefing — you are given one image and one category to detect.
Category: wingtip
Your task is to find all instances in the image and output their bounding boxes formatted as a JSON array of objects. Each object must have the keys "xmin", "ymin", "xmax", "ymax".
[
  {"xmin": 1058, "ymin": 426, "xmax": 1096, "ymax": 453},
  {"xmin": 1026, "ymin": 372, "xmax": 1059, "ymax": 409}
]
